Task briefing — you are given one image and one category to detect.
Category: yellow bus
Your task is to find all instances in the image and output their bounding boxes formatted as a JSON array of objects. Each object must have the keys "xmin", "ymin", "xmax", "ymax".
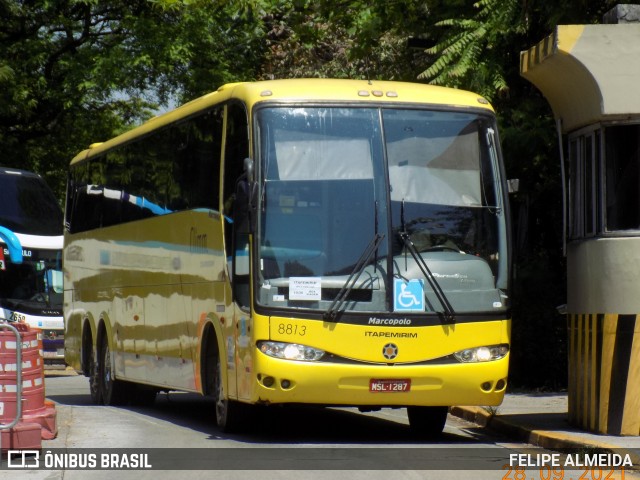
[{"xmin": 63, "ymin": 79, "xmax": 512, "ymax": 436}]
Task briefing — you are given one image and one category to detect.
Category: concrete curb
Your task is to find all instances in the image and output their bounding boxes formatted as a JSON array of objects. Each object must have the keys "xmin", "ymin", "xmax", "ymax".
[
  {"xmin": 44, "ymin": 366, "xmax": 78, "ymax": 377},
  {"xmin": 450, "ymin": 406, "xmax": 639, "ymax": 455}
]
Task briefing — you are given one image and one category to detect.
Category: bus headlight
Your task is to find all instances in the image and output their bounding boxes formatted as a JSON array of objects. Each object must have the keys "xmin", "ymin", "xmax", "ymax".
[
  {"xmin": 454, "ymin": 344, "xmax": 509, "ymax": 363},
  {"xmin": 258, "ymin": 341, "xmax": 325, "ymax": 361}
]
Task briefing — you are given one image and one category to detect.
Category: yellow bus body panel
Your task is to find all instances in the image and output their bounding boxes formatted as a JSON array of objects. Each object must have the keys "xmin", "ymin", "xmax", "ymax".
[
  {"xmin": 64, "ymin": 210, "xmax": 232, "ymax": 392},
  {"xmin": 267, "ymin": 315, "xmax": 509, "ymax": 363}
]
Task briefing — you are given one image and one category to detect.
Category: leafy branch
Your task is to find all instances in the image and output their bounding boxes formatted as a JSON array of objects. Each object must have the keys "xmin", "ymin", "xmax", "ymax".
[{"xmin": 418, "ymin": 0, "xmax": 523, "ymax": 101}]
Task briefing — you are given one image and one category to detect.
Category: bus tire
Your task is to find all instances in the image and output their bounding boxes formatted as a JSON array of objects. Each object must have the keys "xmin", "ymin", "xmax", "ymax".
[
  {"xmin": 89, "ymin": 348, "xmax": 102, "ymax": 404},
  {"xmin": 214, "ymin": 353, "xmax": 247, "ymax": 432},
  {"xmin": 407, "ymin": 406, "xmax": 448, "ymax": 437},
  {"xmin": 99, "ymin": 334, "xmax": 128, "ymax": 406}
]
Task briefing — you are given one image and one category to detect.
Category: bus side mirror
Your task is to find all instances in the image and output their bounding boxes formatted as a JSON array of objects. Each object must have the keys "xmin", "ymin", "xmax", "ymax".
[
  {"xmin": 244, "ymin": 157, "xmax": 254, "ymax": 184},
  {"xmin": 235, "ymin": 158, "xmax": 257, "ymax": 234}
]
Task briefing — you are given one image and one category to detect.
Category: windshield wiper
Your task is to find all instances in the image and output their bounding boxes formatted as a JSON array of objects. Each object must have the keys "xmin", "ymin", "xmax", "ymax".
[
  {"xmin": 324, "ymin": 233, "xmax": 385, "ymax": 322},
  {"xmin": 398, "ymin": 200, "xmax": 455, "ymax": 323},
  {"xmin": 398, "ymin": 231, "xmax": 456, "ymax": 323}
]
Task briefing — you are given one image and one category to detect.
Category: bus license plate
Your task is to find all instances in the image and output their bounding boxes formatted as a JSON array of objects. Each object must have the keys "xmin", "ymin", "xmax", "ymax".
[{"xmin": 369, "ymin": 379, "xmax": 411, "ymax": 393}]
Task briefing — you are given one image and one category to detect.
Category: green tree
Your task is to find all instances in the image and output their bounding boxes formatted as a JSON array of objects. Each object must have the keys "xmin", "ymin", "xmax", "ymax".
[
  {"xmin": 418, "ymin": 0, "xmax": 520, "ymax": 99},
  {"xmin": 417, "ymin": 0, "xmax": 624, "ymax": 101},
  {"xmin": 0, "ymin": 0, "xmax": 264, "ymax": 195}
]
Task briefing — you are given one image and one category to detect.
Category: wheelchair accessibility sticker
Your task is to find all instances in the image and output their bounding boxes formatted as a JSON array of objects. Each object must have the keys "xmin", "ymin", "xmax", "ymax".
[{"xmin": 394, "ymin": 279, "xmax": 425, "ymax": 312}]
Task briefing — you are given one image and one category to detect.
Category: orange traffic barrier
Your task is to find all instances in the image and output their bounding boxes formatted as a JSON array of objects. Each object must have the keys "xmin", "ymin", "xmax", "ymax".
[{"xmin": 0, "ymin": 322, "xmax": 57, "ymax": 449}]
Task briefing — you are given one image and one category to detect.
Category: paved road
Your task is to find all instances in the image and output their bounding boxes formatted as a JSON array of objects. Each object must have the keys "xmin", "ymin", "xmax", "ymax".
[{"xmin": 2, "ymin": 373, "xmax": 618, "ymax": 480}]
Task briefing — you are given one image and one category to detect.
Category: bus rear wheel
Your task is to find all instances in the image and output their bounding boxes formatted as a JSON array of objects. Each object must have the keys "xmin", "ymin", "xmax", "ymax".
[
  {"xmin": 407, "ymin": 406, "xmax": 448, "ymax": 437},
  {"xmin": 89, "ymin": 348, "xmax": 102, "ymax": 404},
  {"xmin": 84, "ymin": 328, "xmax": 102, "ymax": 404},
  {"xmin": 99, "ymin": 334, "xmax": 128, "ymax": 406}
]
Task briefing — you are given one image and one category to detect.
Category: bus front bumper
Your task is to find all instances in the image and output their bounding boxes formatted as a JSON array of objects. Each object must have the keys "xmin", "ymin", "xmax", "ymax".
[
  {"xmin": 251, "ymin": 350, "xmax": 509, "ymax": 407},
  {"xmin": 42, "ymin": 333, "xmax": 65, "ymax": 363}
]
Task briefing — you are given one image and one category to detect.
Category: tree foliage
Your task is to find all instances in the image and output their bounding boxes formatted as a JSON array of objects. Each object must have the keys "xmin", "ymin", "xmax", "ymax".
[
  {"xmin": 417, "ymin": 0, "xmax": 625, "ymax": 102},
  {"xmin": 418, "ymin": 0, "xmax": 521, "ymax": 100},
  {"xmin": 0, "ymin": 0, "xmax": 263, "ymax": 193},
  {"xmin": 256, "ymin": 0, "xmax": 432, "ymax": 80}
]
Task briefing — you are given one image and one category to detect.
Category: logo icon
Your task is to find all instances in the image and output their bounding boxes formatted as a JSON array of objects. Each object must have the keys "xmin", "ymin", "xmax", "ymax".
[
  {"xmin": 393, "ymin": 279, "xmax": 425, "ymax": 312},
  {"xmin": 8, "ymin": 450, "xmax": 40, "ymax": 469},
  {"xmin": 382, "ymin": 343, "xmax": 398, "ymax": 360}
]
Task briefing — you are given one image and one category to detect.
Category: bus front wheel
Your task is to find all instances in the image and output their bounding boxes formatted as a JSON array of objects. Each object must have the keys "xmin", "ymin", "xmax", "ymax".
[
  {"xmin": 214, "ymin": 354, "xmax": 247, "ymax": 432},
  {"xmin": 407, "ymin": 406, "xmax": 448, "ymax": 437}
]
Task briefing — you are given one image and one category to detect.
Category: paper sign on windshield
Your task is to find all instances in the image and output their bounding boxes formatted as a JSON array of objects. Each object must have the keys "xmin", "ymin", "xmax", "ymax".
[{"xmin": 289, "ymin": 277, "xmax": 322, "ymax": 301}]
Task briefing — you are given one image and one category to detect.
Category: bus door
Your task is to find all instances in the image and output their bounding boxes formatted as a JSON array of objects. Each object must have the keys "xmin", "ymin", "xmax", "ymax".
[
  {"xmin": 221, "ymin": 102, "xmax": 253, "ymax": 401},
  {"xmin": 225, "ymin": 174, "xmax": 253, "ymax": 400},
  {"xmin": 231, "ymin": 229, "xmax": 252, "ymax": 400}
]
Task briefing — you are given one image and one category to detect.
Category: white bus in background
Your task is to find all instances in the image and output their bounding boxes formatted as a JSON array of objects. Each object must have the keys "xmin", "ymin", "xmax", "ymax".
[{"xmin": 0, "ymin": 167, "xmax": 65, "ymax": 363}]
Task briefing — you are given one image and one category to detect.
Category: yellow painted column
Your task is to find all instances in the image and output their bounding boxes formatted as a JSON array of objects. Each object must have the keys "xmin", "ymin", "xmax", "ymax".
[{"xmin": 568, "ymin": 313, "xmax": 640, "ymax": 435}]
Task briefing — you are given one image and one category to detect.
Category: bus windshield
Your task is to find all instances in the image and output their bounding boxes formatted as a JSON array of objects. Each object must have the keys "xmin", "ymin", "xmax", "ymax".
[
  {"xmin": 0, "ymin": 173, "xmax": 63, "ymax": 235},
  {"xmin": 256, "ymin": 106, "xmax": 509, "ymax": 316},
  {"xmin": 0, "ymin": 250, "xmax": 63, "ymax": 312}
]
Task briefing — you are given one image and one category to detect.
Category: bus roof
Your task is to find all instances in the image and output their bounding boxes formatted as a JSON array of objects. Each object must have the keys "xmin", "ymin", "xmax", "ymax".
[
  {"xmin": 0, "ymin": 167, "xmax": 44, "ymax": 179},
  {"xmin": 71, "ymin": 78, "xmax": 494, "ymax": 165}
]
